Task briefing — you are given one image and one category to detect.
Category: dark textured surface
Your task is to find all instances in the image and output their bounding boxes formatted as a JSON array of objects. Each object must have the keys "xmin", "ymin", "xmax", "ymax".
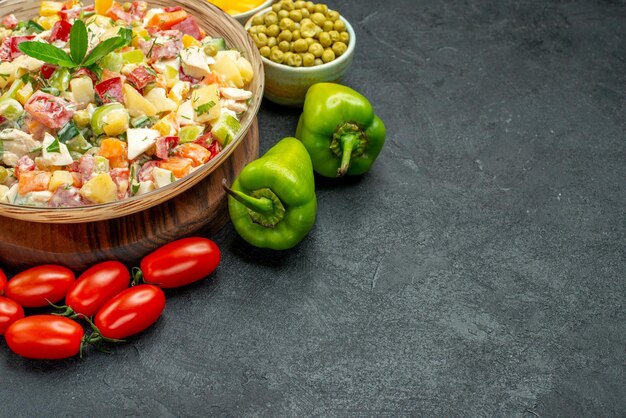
[{"xmin": 1, "ymin": 0, "xmax": 625, "ymax": 416}]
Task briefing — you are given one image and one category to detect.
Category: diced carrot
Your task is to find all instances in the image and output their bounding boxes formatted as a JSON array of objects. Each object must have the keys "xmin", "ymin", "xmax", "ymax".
[
  {"xmin": 99, "ymin": 138, "xmax": 127, "ymax": 160},
  {"xmin": 109, "ymin": 157, "xmax": 129, "ymax": 169},
  {"xmin": 146, "ymin": 10, "xmax": 188, "ymax": 30},
  {"xmin": 18, "ymin": 171, "xmax": 51, "ymax": 195},
  {"xmin": 71, "ymin": 172, "xmax": 82, "ymax": 188},
  {"xmin": 159, "ymin": 157, "xmax": 192, "ymax": 178},
  {"xmin": 175, "ymin": 143, "xmax": 211, "ymax": 167}
]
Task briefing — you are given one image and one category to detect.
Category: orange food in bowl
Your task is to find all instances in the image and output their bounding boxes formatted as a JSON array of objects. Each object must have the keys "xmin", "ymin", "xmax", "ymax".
[{"xmin": 208, "ymin": 0, "xmax": 267, "ymax": 15}]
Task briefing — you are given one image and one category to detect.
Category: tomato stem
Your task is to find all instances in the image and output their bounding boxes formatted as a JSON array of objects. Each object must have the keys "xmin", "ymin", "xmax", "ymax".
[
  {"xmin": 47, "ymin": 299, "xmax": 78, "ymax": 319},
  {"xmin": 131, "ymin": 267, "xmax": 144, "ymax": 286}
]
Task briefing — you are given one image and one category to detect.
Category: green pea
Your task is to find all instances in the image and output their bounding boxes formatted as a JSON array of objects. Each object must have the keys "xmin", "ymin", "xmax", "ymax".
[
  {"xmin": 279, "ymin": 17, "xmax": 295, "ymax": 31},
  {"xmin": 259, "ymin": 45, "xmax": 271, "ymax": 58},
  {"xmin": 267, "ymin": 24, "xmax": 280, "ymax": 37},
  {"xmin": 281, "ymin": 0, "xmax": 295, "ymax": 11},
  {"xmin": 278, "ymin": 40, "xmax": 291, "ymax": 52},
  {"xmin": 299, "ymin": 20, "xmax": 317, "ymax": 38},
  {"xmin": 326, "ymin": 10, "xmax": 340, "ymax": 21},
  {"xmin": 252, "ymin": 14, "xmax": 265, "ymax": 25},
  {"xmin": 271, "ymin": 3, "xmax": 281, "ymax": 12},
  {"xmin": 293, "ymin": 38, "xmax": 308, "ymax": 52},
  {"xmin": 255, "ymin": 25, "xmax": 267, "ymax": 34},
  {"xmin": 331, "ymin": 41, "xmax": 347, "ymax": 57},
  {"xmin": 278, "ymin": 9, "xmax": 289, "ymax": 19},
  {"xmin": 314, "ymin": 4, "xmax": 328, "ymax": 14},
  {"xmin": 308, "ymin": 42, "xmax": 323, "ymax": 57},
  {"xmin": 264, "ymin": 11, "xmax": 278, "ymax": 26},
  {"xmin": 323, "ymin": 20, "xmax": 334, "ymax": 32},
  {"xmin": 294, "ymin": 0, "xmax": 306, "ymax": 8},
  {"xmin": 278, "ymin": 30, "xmax": 293, "ymax": 42},
  {"xmin": 301, "ymin": 8, "xmax": 310, "ymax": 18},
  {"xmin": 339, "ymin": 31, "xmax": 349, "ymax": 43},
  {"xmin": 305, "ymin": 37, "xmax": 315, "ymax": 46},
  {"xmin": 328, "ymin": 30, "xmax": 339, "ymax": 42},
  {"xmin": 253, "ymin": 33, "xmax": 268, "ymax": 48},
  {"xmin": 0, "ymin": 167, "xmax": 7, "ymax": 184},
  {"xmin": 248, "ymin": 26, "xmax": 258, "ymax": 35},
  {"xmin": 318, "ymin": 31, "xmax": 331, "ymax": 47},
  {"xmin": 314, "ymin": 58, "xmax": 323, "ymax": 66},
  {"xmin": 283, "ymin": 51, "xmax": 294, "ymax": 63},
  {"xmin": 305, "ymin": 1, "xmax": 315, "ymax": 12},
  {"xmin": 334, "ymin": 19, "xmax": 346, "ymax": 32},
  {"xmin": 267, "ymin": 36, "xmax": 277, "ymax": 48},
  {"xmin": 204, "ymin": 44, "xmax": 218, "ymax": 56},
  {"xmin": 322, "ymin": 48, "xmax": 335, "ymax": 63},
  {"xmin": 301, "ymin": 52, "xmax": 315, "ymax": 67},
  {"xmin": 292, "ymin": 29, "xmax": 301, "ymax": 41},
  {"xmin": 286, "ymin": 53, "xmax": 302, "ymax": 67},
  {"xmin": 270, "ymin": 48, "xmax": 284, "ymax": 63},
  {"xmin": 311, "ymin": 12, "xmax": 325, "ymax": 26},
  {"xmin": 289, "ymin": 9, "xmax": 302, "ymax": 22}
]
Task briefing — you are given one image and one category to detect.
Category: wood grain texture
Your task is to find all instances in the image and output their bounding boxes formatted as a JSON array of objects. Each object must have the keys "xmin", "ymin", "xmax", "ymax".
[
  {"xmin": 0, "ymin": 0, "xmax": 264, "ymax": 223},
  {"xmin": 0, "ymin": 120, "xmax": 258, "ymax": 273}
]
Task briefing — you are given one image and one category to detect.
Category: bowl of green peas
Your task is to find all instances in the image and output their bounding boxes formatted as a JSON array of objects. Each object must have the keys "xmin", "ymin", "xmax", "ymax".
[{"xmin": 245, "ymin": 0, "xmax": 355, "ymax": 106}]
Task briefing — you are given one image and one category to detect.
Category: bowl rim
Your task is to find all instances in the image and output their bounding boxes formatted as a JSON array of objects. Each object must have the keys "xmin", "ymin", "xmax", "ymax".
[
  {"xmin": 244, "ymin": 6, "xmax": 356, "ymax": 73},
  {"xmin": 0, "ymin": 0, "xmax": 264, "ymax": 220}
]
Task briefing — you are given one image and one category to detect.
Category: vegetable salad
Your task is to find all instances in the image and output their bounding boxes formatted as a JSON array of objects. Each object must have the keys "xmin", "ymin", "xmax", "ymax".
[{"xmin": 0, "ymin": 0, "xmax": 254, "ymax": 207}]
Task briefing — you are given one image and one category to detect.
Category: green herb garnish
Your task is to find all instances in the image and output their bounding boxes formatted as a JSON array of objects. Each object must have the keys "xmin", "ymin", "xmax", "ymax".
[
  {"xmin": 196, "ymin": 101, "xmax": 216, "ymax": 116},
  {"xmin": 46, "ymin": 137, "xmax": 61, "ymax": 154},
  {"xmin": 18, "ymin": 20, "xmax": 132, "ymax": 69}
]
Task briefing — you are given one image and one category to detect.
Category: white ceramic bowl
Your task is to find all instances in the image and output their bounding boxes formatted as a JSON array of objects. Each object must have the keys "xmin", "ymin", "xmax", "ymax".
[{"xmin": 245, "ymin": 7, "xmax": 356, "ymax": 106}]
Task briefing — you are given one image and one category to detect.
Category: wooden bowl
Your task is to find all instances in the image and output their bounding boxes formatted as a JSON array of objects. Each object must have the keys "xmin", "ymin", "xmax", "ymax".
[{"xmin": 0, "ymin": 0, "xmax": 264, "ymax": 223}]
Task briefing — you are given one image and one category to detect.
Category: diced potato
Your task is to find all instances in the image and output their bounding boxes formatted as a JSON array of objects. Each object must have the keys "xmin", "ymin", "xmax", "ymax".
[
  {"xmin": 15, "ymin": 83, "xmax": 34, "ymax": 105},
  {"xmin": 70, "ymin": 77, "xmax": 95, "ymax": 107},
  {"xmin": 40, "ymin": 1, "xmax": 64, "ymax": 16},
  {"xmin": 0, "ymin": 185, "xmax": 9, "ymax": 203},
  {"xmin": 151, "ymin": 112, "xmax": 178, "ymax": 136},
  {"xmin": 210, "ymin": 53, "xmax": 243, "ymax": 88},
  {"xmin": 144, "ymin": 88, "xmax": 177, "ymax": 113},
  {"xmin": 0, "ymin": 62, "xmax": 19, "ymax": 89},
  {"xmin": 80, "ymin": 173, "xmax": 117, "ymax": 203},
  {"xmin": 123, "ymin": 83, "xmax": 157, "ymax": 118},
  {"xmin": 177, "ymin": 100, "xmax": 195, "ymax": 126},
  {"xmin": 192, "ymin": 84, "xmax": 221, "ymax": 123},
  {"xmin": 49, "ymin": 170, "xmax": 74, "ymax": 191},
  {"xmin": 102, "ymin": 109, "xmax": 130, "ymax": 136},
  {"xmin": 36, "ymin": 15, "xmax": 60, "ymax": 29},
  {"xmin": 168, "ymin": 81, "xmax": 190, "ymax": 104},
  {"xmin": 135, "ymin": 180, "xmax": 156, "ymax": 196},
  {"xmin": 236, "ymin": 57, "xmax": 254, "ymax": 85}
]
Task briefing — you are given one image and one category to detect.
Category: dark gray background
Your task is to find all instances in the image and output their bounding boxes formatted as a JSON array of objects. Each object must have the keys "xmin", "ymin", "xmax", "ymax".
[{"xmin": 1, "ymin": 0, "xmax": 625, "ymax": 416}]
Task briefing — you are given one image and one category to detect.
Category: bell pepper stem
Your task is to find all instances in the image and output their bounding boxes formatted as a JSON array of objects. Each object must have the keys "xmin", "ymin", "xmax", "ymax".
[
  {"xmin": 338, "ymin": 134, "xmax": 359, "ymax": 177},
  {"xmin": 222, "ymin": 179, "xmax": 274, "ymax": 214}
]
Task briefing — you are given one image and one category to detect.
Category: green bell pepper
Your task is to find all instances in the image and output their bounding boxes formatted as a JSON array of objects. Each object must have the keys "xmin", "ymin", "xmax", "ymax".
[
  {"xmin": 296, "ymin": 82, "xmax": 386, "ymax": 177},
  {"xmin": 222, "ymin": 137, "xmax": 317, "ymax": 250}
]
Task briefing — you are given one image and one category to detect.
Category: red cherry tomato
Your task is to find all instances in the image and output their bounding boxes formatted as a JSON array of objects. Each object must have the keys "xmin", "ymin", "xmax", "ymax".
[
  {"xmin": 65, "ymin": 261, "xmax": 130, "ymax": 317},
  {"xmin": 95, "ymin": 284, "xmax": 165, "ymax": 340},
  {"xmin": 5, "ymin": 315, "xmax": 83, "ymax": 360},
  {"xmin": 5, "ymin": 265, "xmax": 75, "ymax": 308},
  {"xmin": 0, "ymin": 268, "xmax": 6, "ymax": 295},
  {"xmin": 140, "ymin": 237, "xmax": 220, "ymax": 288},
  {"xmin": 0, "ymin": 296, "xmax": 24, "ymax": 335}
]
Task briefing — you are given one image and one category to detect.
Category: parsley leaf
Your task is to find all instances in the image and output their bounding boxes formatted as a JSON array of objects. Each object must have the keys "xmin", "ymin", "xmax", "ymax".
[
  {"xmin": 46, "ymin": 137, "xmax": 61, "ymax": 154},
  {"xmin": 196, "ymin": 101, "xmax": 216, "ymax": 116}
]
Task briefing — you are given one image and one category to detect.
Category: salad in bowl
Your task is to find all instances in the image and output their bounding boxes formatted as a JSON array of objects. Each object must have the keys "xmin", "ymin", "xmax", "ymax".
[{"xmin": 0, "ymin": 0, "xmax": 255, "ymax": 208}]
